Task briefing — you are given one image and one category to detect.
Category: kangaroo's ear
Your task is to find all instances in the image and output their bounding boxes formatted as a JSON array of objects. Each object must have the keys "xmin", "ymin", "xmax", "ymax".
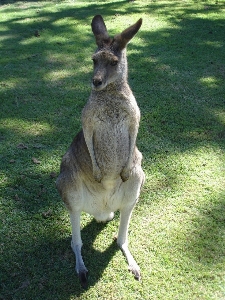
[
  {"xmin": 91, "ymin": 15, "xmax": 111, "ymax": 48},
  {"xmin": 112, "ymin": 18, "xmax": 142, "ymax": 50}
]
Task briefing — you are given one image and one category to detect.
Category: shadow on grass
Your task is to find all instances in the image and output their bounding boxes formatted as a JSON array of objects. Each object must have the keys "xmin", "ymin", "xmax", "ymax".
[
  {"xmin": 1, "ymin": 1, "xmax": 224, "ymax": 150},
  {"xmin": 1, "ymin": 218, "xmax": 119, "ymax": 299},
  {"xmin": 135, "ymin": 16, "xmax": 225, "ymax": 151},
  {"xmin": 187, "ymin": 192, "xmax": 225, "ymax": 266},
  {"xmin": 0, "ymin": 0, "xmax": 225, "ymax": 298}
]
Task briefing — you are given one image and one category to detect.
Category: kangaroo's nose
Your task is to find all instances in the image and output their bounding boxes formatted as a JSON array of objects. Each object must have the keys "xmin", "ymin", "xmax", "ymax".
[{"xmin": 93, "ymin": 78, "xmax": 102, "ymax": 87}]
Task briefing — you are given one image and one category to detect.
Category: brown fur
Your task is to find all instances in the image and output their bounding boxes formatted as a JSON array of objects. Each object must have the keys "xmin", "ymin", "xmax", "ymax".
[{"xmin": 56, "ymin": 15, "xmax": 144, "ymax": 288}]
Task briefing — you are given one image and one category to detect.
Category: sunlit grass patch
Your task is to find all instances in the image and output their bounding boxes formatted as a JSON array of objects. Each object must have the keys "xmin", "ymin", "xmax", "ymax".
[
  {"xmin": 200, "ymin": 76, "xmax": 221, "ymax": 88},
  {"xmin": 1, "ymin": 118, "xmax": 52, "ymax": 137},
  {"xmin": 0, "ymin": 0, "xmax": 225, "ymax": 299}
]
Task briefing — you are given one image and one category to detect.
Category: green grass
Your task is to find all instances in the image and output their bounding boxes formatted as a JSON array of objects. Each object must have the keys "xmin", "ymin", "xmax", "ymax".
[{"xmin": 0, "ymin": 0, "xmax": 225, "ymax": 299}]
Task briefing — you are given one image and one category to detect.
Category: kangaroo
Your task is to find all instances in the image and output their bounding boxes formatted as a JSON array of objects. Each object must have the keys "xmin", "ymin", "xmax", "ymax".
[{"xmin": 56, "ymin": 15, "xmax": 144, "ymax": 288}]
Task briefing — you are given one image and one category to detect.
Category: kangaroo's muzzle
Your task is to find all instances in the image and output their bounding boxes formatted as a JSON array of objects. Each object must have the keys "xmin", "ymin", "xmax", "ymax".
[{"xmin": 93, "ymin": 77, "xmax": 102, "ymax": 87}]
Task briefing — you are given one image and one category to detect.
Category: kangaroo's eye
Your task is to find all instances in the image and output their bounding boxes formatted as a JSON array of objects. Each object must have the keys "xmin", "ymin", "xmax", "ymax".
[{"xmin": 110, "ymin": 60, "xmax": 118, "ymax": 66}]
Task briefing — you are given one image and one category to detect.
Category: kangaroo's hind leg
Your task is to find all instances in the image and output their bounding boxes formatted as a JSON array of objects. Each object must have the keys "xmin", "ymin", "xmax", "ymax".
[
  {"xmin": 117, "ymin": 206, "xmax": 141, "ymax": 280},
  {"xmin": 69, "ymin": 209, "xmax": 88, "ymax": 288},
  {"xmin": 117, "ymin": 162, "xmax": 145, "ymax": 280},
  {"xmin": 62, "ymin": 186, "xmax": 88, "ymax": 288}
]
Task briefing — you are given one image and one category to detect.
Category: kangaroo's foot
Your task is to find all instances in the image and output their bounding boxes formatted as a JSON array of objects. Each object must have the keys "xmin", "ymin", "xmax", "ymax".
[{"xmin": 78, "ymin": 267, "xmax": 88, "ymax": 289}]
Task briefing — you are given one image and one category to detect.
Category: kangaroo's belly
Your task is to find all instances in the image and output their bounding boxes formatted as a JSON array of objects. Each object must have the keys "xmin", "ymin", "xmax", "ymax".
[
  {"xmin": 93, "ymin": 122, "xmax": 130, "ymax": 176},
  {"xmin": 82, "ymin": 176, "xmax": 124, "ymax": 221}
]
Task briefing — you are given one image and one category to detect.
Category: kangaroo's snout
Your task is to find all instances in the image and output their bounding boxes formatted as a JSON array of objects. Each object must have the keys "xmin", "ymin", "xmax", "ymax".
[{"xmin": 93, "ymin": 78, "xmax": 102, "ymax": 87}]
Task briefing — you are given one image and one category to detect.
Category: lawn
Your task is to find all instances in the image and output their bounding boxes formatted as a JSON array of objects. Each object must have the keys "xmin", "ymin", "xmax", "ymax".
[{"xmin": 0, "ymin": 0, "xmax": 225, "ymax": 299}]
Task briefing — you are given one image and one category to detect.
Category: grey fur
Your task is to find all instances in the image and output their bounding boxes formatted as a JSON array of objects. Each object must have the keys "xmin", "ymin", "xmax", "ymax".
[{"xmin": 56, "ymin": 15, "xmax": 144, "ymax": 288}]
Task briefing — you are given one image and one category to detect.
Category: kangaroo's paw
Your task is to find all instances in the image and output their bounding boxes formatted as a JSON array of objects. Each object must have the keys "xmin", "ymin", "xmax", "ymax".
[
  {"xmin": 120, "ymin": 167, "xmax": 130, "ymax": 182},
  {"xmin": 93, "ymin": 168, "xmax": 103, "ymax": 183}
]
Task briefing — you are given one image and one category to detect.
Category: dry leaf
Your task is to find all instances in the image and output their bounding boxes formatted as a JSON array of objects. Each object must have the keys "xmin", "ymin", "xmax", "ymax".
[
  {"xmin": 42, "ymin": 210, "xmax": 52, "ymax": 218},
  {"xmin": 32, "ymin": 157, "xmax": 41, "ymax": 164},
  {"xmin": 17, "ymin": 143, "xmax": 28, "ymax": 149},
  {"xmin": 34, "ymin": 30, "xmax": 40, "ymax": 37}
]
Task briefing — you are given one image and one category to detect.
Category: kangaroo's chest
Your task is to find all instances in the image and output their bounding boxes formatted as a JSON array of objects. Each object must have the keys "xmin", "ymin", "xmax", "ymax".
[
  {"xmin": 96, "ymin": 101, "xmax": 131, "ymax": 124},
  {"xmin": 93, "ymin": 120, "xmax": 130, "ymax": 172},
  {"xmin": 92, "ymin": 100, "xmax": 131, "ymax": 148},
  {"xmin": 82, "ymin": 95, "xmax": 139, "ymax": 175}
]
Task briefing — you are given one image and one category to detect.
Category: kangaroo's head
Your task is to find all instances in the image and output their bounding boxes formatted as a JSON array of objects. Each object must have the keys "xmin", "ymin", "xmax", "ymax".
[{"xmin": 91, "ymin": 15, "xmax": 142, "ymax": 91}]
